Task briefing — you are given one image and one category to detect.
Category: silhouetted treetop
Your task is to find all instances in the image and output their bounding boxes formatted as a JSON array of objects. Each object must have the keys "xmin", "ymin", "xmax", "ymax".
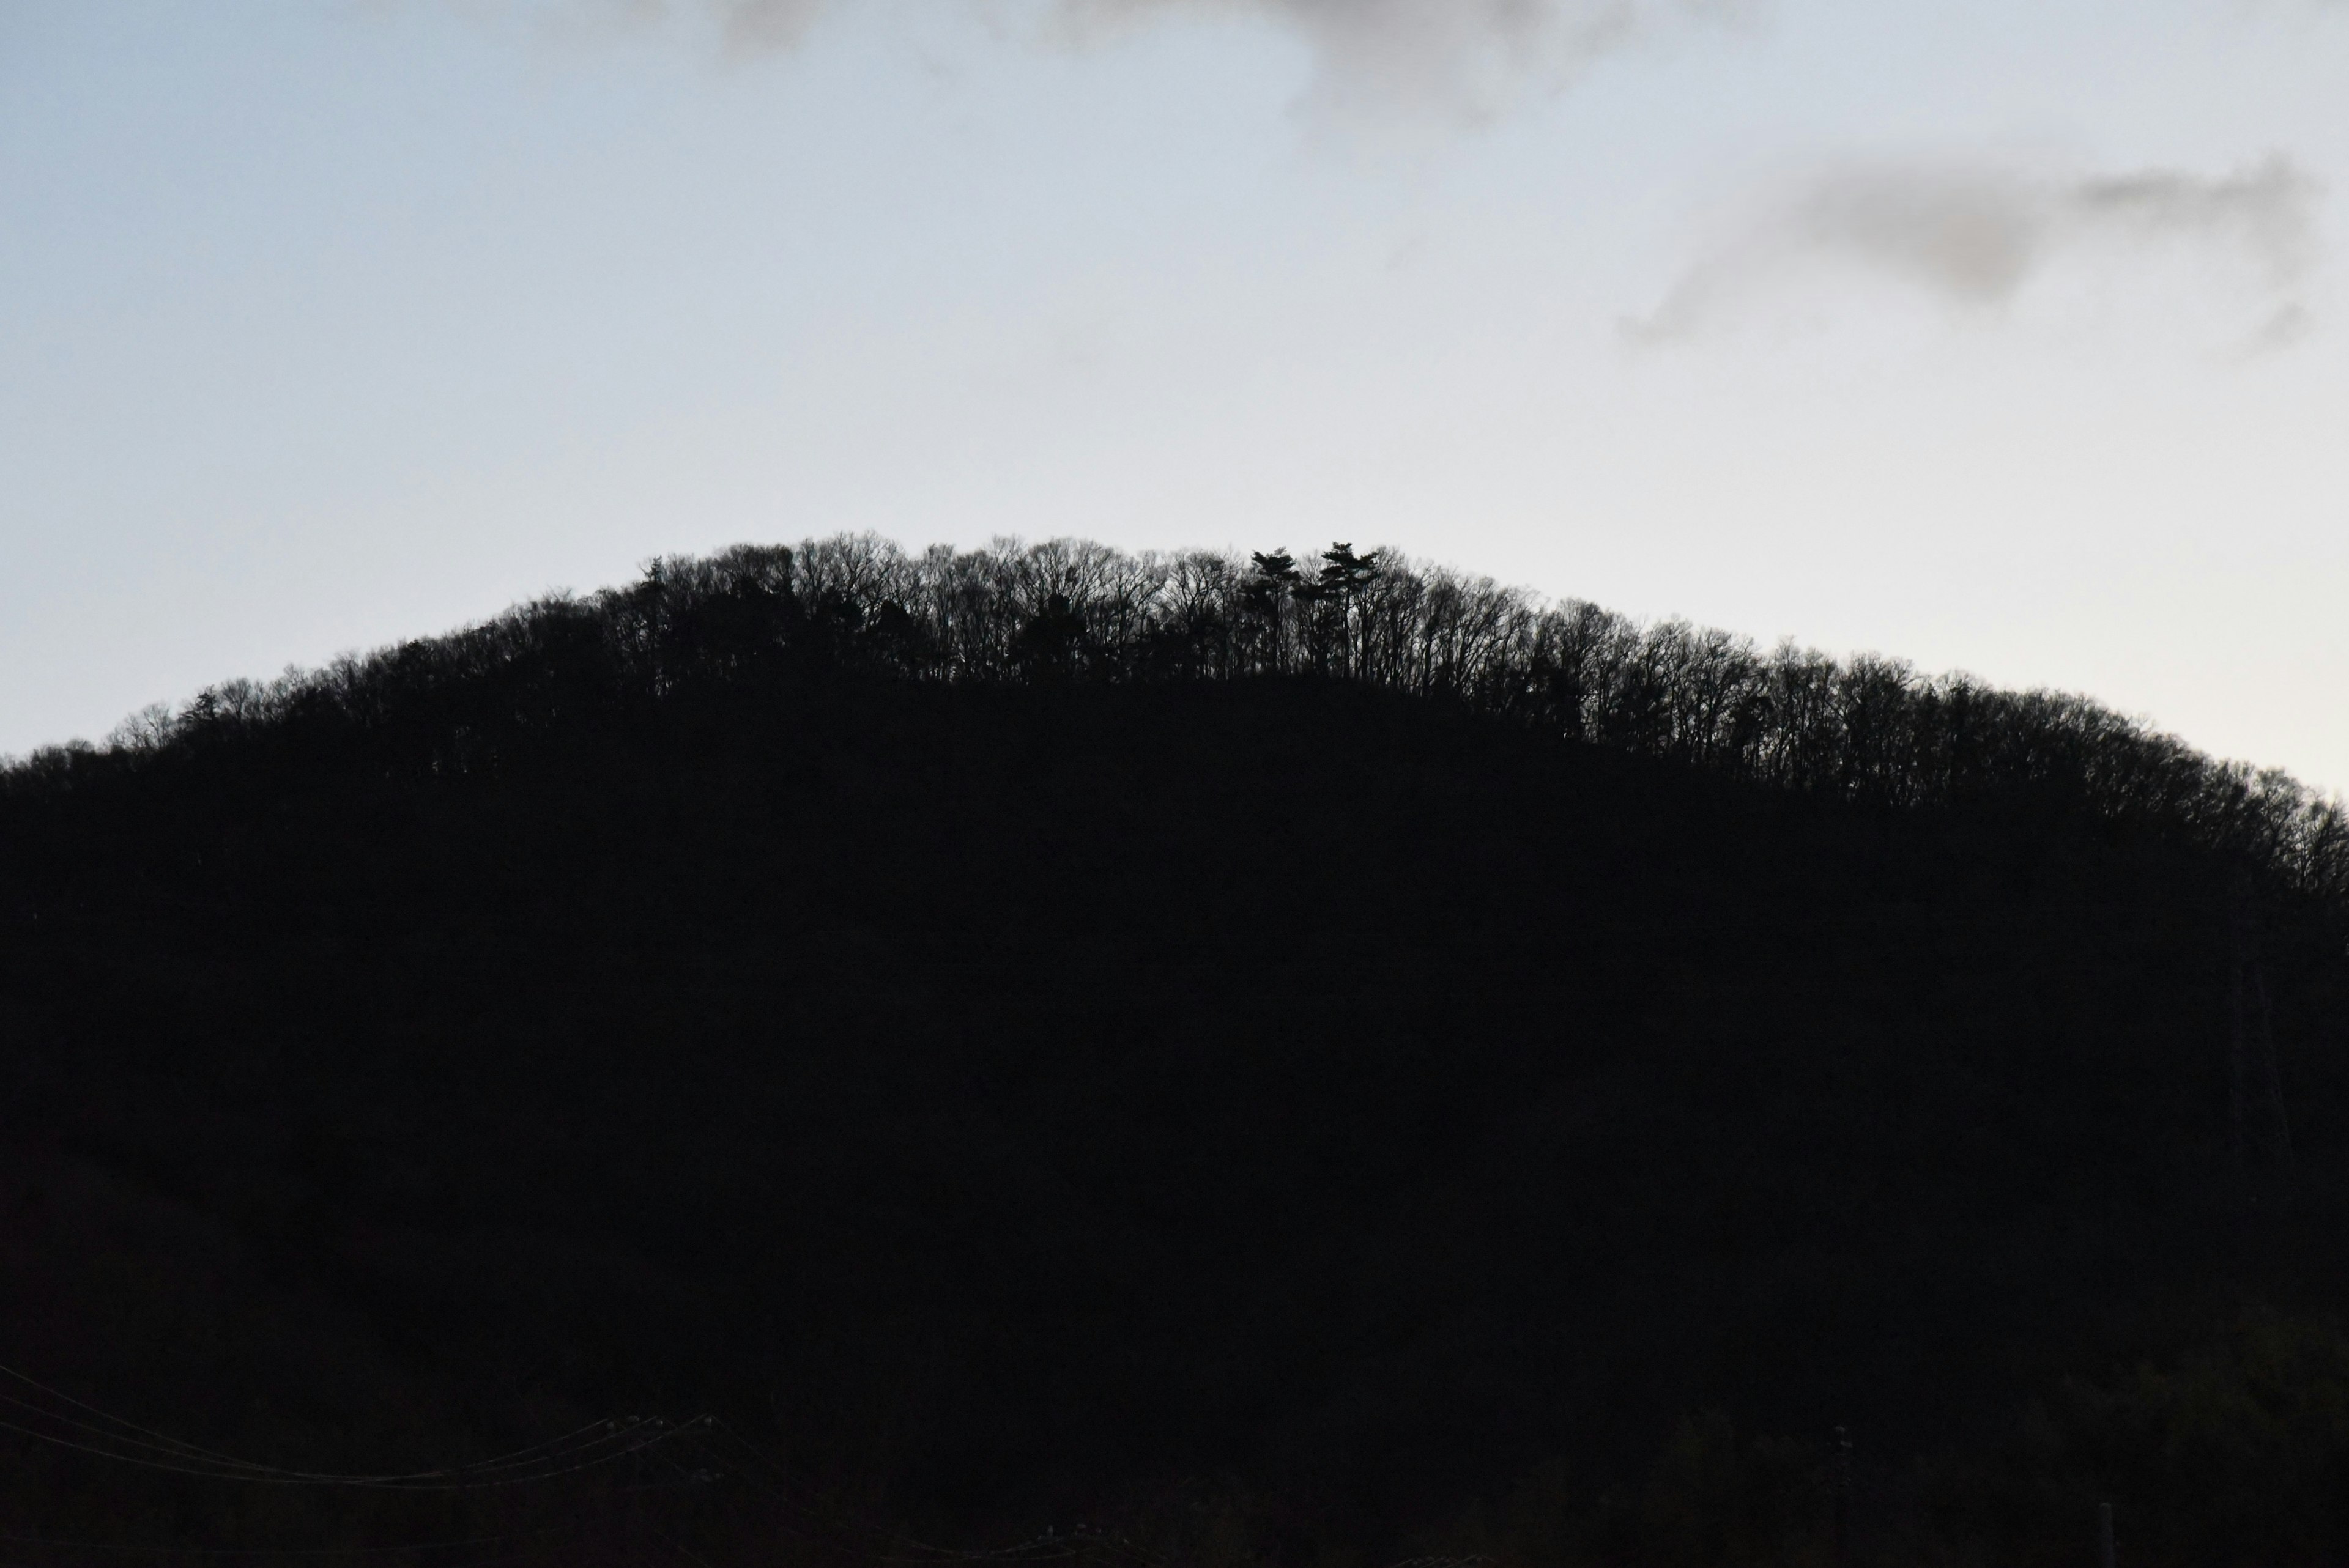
[{"xmin": 11, "ymin": 533, "xmax": 2342, "ymax": 908}]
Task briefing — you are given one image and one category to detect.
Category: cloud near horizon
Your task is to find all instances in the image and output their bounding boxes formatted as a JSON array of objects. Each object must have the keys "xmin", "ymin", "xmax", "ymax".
[{"xmin": 1628, "ymin": 154, "xmax": 2322, "ymax": 344}]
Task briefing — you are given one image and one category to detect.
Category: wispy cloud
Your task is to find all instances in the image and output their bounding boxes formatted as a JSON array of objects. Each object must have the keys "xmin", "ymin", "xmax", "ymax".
[
  {"xmin": 714, "ymin": 0, "xmax": 829, "ymax": 53},
  {"xmin": 536, "ymin": 0, "xmax": 831, "ymax": 54},
  {"xmin": 1050, "ymin": 0, "xmax": 1742, "ymax": 119},
  {"xmin": 433, "ymin": 0, "xmax": 830, "ymax": 56},
  {"xmin": 1628, "ymin": 155, "xmax": 2321, "ymax": 345},
  {"xmin": 479, "ymin": 0, "xmax": 1738, "ymax": 111}
]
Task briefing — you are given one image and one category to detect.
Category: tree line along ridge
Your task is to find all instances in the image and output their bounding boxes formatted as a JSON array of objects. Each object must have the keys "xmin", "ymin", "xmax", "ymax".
[{"xmin": 15, "ymin": 533, "xmax": 2345, "ymax": 912}]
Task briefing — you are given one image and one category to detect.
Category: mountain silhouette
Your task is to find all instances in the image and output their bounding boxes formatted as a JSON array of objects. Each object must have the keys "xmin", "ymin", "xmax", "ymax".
[{"xmin": 0, "ymin": 537, "xmax": 2343, "ymax": 1567}]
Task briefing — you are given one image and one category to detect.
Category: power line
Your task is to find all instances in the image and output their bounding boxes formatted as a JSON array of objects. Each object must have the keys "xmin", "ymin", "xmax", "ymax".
[
  {"xmin": 0, "ymin": 1526, "xmax": 530, "ymax": 1558},
  {"xmin": 0, "ymin": 1364, "xmax": 1155, "ymax": 1566},
  {"xmin": 0, "ymin": 1361, "xmax": 698, "ymax": 1490}
]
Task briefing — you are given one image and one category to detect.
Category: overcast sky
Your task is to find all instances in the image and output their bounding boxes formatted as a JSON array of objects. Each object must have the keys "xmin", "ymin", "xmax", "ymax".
[{"xmin": 3, "ymin": 0, "xmax": 2343, "ymax": 788}]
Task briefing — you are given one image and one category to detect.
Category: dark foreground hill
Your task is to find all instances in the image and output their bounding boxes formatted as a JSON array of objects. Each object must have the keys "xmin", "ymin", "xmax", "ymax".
[{"xmin": 0, "ymin": 539, "xmax": 2344, "ymax": 1567}]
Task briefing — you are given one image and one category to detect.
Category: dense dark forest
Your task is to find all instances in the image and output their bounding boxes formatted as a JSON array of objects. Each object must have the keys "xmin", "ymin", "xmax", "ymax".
[{"xmin": 0, "ymin": 536, "xmax": 2344, "ymax": 1568}]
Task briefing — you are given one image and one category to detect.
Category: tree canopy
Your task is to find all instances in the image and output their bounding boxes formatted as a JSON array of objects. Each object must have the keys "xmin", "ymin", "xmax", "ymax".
[{"xmin": 21, "ymin": 534, "xmax": 2340, "ymax": 912}]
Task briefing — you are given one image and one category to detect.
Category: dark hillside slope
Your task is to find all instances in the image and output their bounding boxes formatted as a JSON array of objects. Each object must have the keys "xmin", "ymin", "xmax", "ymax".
[{"xmin": 0, "ymin": 541, "xmax": 2344, "ymax": 1565}]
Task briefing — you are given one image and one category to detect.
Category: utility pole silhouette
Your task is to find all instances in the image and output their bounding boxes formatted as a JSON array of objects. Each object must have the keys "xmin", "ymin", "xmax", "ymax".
[{"xmin": 2228, "ymin": 871, "xmax": 2293, "ymax": 1183}]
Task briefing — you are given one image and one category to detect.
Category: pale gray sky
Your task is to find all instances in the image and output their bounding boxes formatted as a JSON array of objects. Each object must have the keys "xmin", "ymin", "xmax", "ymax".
[{"xmin": 3, "ymin": 0, "xmax": 2343, "ymax": 786}]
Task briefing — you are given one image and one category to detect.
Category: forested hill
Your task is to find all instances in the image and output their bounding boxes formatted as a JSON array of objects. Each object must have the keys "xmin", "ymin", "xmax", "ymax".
[
  {"xmin": 29, "ymin": 536, "xmax": 2347, "ymax": 906},
  {"xmin": 0, "ymin": 538, "xmax": 2345, "ymax": 1568}
]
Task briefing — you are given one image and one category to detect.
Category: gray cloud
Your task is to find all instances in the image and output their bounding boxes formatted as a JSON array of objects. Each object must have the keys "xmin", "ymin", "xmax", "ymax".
[
  {"xmin": 1630, "ymin": 155, "xmax": 2321, "ymax": 342},
  {"xmin": 1051, "ymin": 0, "xmax": 1737, "ymax": 117},
  {"xmin": 440, "ymin": 0, "xmax": 828, "ymax": 56},
  {"xmin": 716, "ymin": 0, "xmax": 828, "ymax": 53},
  {"xmin": 555, "ymin": 0, "xmax": 829, "ymax": 54},
  {"xmin": 500, "ymin": 0, "xmax": 1731, "ymax": 110}
]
